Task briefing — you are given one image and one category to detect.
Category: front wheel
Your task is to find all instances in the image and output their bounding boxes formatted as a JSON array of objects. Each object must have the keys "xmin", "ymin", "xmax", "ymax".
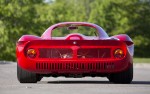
[
  {"xmin": 108, "ymin": 64, "xmax": 133, "ymax": 84},
  {"xmin": 17, "ymin": 64, "xmax": 41, "ymax": 83}
]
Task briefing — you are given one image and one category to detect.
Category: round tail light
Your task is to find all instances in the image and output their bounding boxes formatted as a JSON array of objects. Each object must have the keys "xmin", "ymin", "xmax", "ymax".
[
  {"xmin": 27, "ymin": 49, "xmax": 37, "ymax": 58},
  {"xmin": 114, "ymin": 49, "xmax": 124, "ymax": 58}
]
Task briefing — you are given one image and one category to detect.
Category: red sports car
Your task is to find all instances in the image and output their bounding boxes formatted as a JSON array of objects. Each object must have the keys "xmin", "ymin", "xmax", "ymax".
[{"xmin": 16, "ymin": 22, "xmax": 134, "ymax": 83}]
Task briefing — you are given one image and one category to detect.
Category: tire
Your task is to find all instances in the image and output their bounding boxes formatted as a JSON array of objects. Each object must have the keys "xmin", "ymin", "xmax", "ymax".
[
  {"xmin": 37, "ymin": 75, "xmax": 43, "ymax": 81},
  {"xmin": 108, "ymin": 64, "xmax": 133, "ymax": 84},
  {"xmin": 17, "ymin": 64, "xmax": 41, "ymax": 83}
]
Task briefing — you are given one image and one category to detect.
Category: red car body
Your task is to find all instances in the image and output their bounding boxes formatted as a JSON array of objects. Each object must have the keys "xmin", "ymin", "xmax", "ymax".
[{"xmin": 16, "ymin": 22, "xmax": 134, "ymax": 83}]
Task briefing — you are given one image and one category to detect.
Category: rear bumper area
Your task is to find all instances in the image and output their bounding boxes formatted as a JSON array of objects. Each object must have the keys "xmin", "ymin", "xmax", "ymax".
[
  {"xmin": 17, "ymin": 40, "xmax": 133, "ymax": 74},
  {"xmin": 18, "ymin": 54, "xmax": 132, "ymax": 74}
]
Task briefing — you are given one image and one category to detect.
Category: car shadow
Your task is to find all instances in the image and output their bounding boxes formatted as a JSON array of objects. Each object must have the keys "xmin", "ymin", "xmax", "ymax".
[
  {"xmin": 131, "ymin": 81, "xmax": 150, "ymax": 85},
  {"xmin": 47, "ymin": 80, "xmax": 111, "ymax": 84},
  {"xmin": 46, "ymin": 80, "xmax": 150, "ymax": 85}
]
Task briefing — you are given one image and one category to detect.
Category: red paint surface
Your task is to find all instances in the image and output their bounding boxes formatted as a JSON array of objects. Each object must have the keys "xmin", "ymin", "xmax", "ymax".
[{"xmin": 16, "ymin": 22, "xmax": 134, "ymax": 75}]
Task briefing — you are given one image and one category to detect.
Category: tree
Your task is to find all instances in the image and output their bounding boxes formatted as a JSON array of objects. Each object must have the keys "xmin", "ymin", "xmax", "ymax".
[
  {"xmin": 89, "ymin": 0, "xmax": 150, "ymax": 57},
  {"xmin": 0, "ymin": 0, "xmax": 44, "ymax": 61}
]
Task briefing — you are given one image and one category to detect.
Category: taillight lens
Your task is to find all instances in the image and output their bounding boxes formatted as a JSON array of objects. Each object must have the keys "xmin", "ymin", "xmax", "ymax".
[
  {"xmin": 27, "ymin": 49, "xmax": 37, "ymax": 58},
  {"xmin": 114, "ymin": 49, "xmax": 124, "ymax": 58}
]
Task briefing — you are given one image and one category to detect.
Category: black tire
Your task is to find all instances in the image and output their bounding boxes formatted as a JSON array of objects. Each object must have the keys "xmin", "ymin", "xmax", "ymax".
[
  {"xmin": 108, "ymin": 64, "xmax": 133, "ymax": 84},
  {"xmin": 17, "ymin": 64, "xmax": 41, "ymax": 83},
  {"xmin": 37, "ymin": 75, "xmax": 43, "ymax": 81}
]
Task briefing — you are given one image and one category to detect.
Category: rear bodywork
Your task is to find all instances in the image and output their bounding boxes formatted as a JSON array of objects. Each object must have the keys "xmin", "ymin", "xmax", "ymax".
[{"xmin": 16, "ymin": 22, "xmax": 134, "ymax": 77}]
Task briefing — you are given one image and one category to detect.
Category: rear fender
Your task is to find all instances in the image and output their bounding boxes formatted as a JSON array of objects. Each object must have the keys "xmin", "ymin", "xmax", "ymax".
[
  {"xmin": 16, "ymin": 35, "xmax": 43, "ymax": 63},
  {"xmin": 111, "ymin": 34, "xmax": 133, "ymax": 46},
  {"xmin": 111, "ymin": 34, "xmax": 134, "ymax": 56},
  {"xmin": 18, "ymin": 35, "xmax": 42, "ymax": 42}
]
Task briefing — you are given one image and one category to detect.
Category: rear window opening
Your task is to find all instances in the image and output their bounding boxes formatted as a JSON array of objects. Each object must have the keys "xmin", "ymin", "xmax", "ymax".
[{"xmin": 52, "ymin": 25, "xmax": 98, "ymax": 37}]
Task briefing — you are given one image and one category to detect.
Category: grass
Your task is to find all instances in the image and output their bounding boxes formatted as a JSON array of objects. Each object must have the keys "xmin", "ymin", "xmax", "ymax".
[{"xmin": 133, "ymin": 58, "xmax": 150, "ymax": 63}]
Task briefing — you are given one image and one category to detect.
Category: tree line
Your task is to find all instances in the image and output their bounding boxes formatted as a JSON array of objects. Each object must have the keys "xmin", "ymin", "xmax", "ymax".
[{"xmin": 0, "ymin": 0, "xmax": 150, "ymax": 61}]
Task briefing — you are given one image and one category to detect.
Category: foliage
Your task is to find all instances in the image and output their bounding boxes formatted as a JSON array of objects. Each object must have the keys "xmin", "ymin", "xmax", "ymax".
[
  {"xmin": 52, "ymin": 26, "xmax": 97, "ymax": 37},
  {"xmin": 134, "ymin": 58, "xmax": 150, "ymax": 63},
  {"xmin": 0, "ymin": 0, "xmax": 44, "ymax": 61},
  {"xmin": 0, "ymin": 0, "xmax": 150, "ymax": 61}
]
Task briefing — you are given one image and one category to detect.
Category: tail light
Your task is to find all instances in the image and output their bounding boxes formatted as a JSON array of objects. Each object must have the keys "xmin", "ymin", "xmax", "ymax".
[
  {"xmin": 114, "ymin": 49, "xmax": 124, "ymax": 58},
  {"xmin": 27, "ymin": 49, "xmax": 37, "ymax": 58}
]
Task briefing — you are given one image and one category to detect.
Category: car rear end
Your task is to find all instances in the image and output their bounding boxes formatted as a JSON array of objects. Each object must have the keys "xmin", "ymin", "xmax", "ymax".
[{"xmin": 17, "ymin": 40, "xmax": 133, "ymax": 76}]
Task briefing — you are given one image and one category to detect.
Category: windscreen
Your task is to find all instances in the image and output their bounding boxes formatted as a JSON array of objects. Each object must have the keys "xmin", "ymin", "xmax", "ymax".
[{"xmin": 52, "ymin": 25, "xmax": 98, "ymax": 37}]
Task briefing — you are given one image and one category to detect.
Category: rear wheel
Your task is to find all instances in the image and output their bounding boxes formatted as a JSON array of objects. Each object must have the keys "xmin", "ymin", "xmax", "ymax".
[
  {"xmin": 108, "ymin": 64, "xmax": 133, "ymax": 84},
  {"xmin": 17, "ymin": 64, "xmax": 42, "ymax": 83}
]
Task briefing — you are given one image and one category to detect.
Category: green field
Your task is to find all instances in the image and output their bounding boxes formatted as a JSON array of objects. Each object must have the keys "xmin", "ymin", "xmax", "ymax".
[{"xmin": 133, "ymin": 58, "xmax": 150, "ymax": 63}]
